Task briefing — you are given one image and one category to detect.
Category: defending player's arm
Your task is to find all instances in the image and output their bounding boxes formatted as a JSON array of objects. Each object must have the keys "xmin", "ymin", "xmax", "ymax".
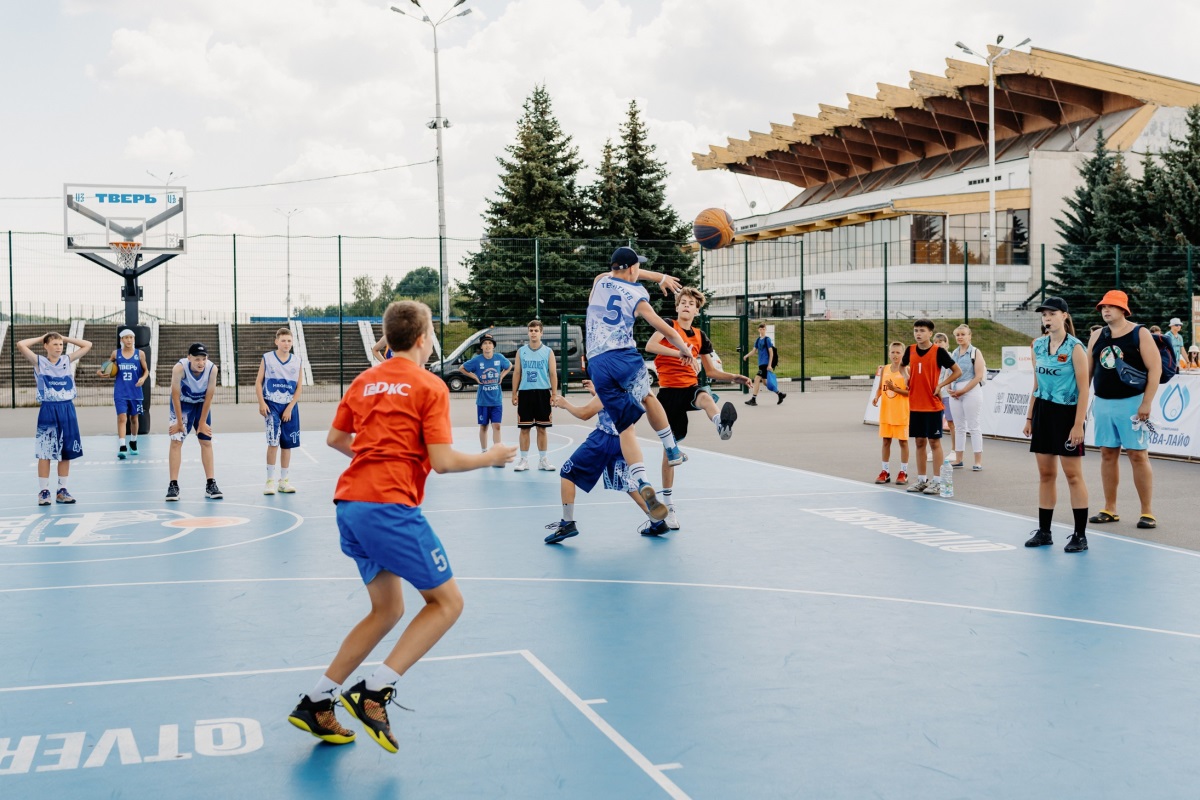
[
  {"xmin": 699, "ymin": 351, "xmax": 751, "ymax": 387},
  {"xmin": 197, "ymin": 364, "xmax": 218, "ymax": 437},
  {"xmin": 551, "ymin": 393, "xmax": 603, "ymax": 421},
  {"xmin": 169, "ymin": 363, "xmax": 186, "ymax": 435},
  {"xmin": 14, "ymin": 336, "xmax": 43, "ymax": 366},
  {"xmin": 135, "ymin": 351, "xmax": 149, "ymax": 386},
  {"xmin": 254, "ymin": 359, "xmax": 269, "ymax": 418},
  {"xmin": 636, "ymin": 304, "xmax": 697, "ymax": 372},
  {"xmin": 64, "ymin": 336, "xmax": 92, "ymax": 362}
]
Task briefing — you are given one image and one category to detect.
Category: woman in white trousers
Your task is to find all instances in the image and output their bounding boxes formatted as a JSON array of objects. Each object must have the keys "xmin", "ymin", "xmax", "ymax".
[{"xmin": 947, "ymin": 324, "xmax": 987, "ymax": 470}]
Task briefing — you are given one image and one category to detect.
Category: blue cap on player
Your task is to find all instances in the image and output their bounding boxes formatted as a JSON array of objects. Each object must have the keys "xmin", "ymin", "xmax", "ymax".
[{"xmin": 610, "ymin": 246, "xmax": 648, "ymax": 268}]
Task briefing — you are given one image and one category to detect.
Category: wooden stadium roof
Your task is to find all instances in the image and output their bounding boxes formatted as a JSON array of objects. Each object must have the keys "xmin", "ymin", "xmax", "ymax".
[{"xmin": 693, "ymin": 47, "xmax": 1200, "ymax": 188}]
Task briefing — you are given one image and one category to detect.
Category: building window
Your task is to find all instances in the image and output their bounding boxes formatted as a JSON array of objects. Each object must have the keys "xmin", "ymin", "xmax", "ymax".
[{"xmin": 911, "ymin": 215, "xmax": 945, "ymax": 264}]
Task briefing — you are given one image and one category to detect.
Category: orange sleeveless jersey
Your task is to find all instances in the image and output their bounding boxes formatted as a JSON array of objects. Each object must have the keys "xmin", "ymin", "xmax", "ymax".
[
  {"xmin": 905, "ymin": 344, "xmax": 945, "ymax": 412},
  {"xmin": 655, "ymin": 321, "xmax": 710, "ymax": 388}
]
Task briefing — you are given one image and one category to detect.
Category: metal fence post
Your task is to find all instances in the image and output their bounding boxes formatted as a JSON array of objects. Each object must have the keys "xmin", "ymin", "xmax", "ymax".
[
  {"xmin": 1188, "ymin": 244, "xmax": 1195, "ymax": 347},
  {"xmin": 232, "ymin": 234, "xmax": 239, "ymax": 405},
  {"xmin": 964, "ymin": 249, "xmax": 969, "ymax": 326},
  {"xmin": 964, "ymin": 244, "xmax": 970, "ymax": 328},
  {"xmin": 559, "ymin": 317, "xmax": 568, "ymax": 395},
  {"xmin": 338, "ymin": 234, "xmax": 344, "ymax": 396},
  {"xmin": 1115, "ymin": 244, "xmax": 1121, "ymax": 289},
  {"xmin": 534, "ymin": 237, "xmax": 540, "ymax": 320},
  {"xmin": 799, "ymin": 239, "xmax": 805, "ymax": 393},
  {"xmin": 7, "ymin": 231, "xmax": 14, "ymax": 408},
  {"xmin": 1040, "ymin": 243, "xmax": 1046, "ymax": 305},
  {"xmin": 883, "ymin": 241, "xmax": 889, "ymax": 362},
  {"xmin": 743, "ymin": 241, "xmax": 750, "ymax": 393}
]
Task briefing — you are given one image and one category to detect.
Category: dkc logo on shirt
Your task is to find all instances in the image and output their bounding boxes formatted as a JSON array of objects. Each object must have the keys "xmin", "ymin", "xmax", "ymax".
[{"xmin": 363, "ymin": 382, "xmax": 411, "ymax": 397}]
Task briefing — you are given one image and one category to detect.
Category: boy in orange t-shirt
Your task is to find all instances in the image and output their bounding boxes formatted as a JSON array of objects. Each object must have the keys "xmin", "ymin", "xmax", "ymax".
[
  {"xmin": 287, "ymin": 301, "xmax": 515, "ymax": 754},
  {"xmin": 872, "ymin": 341, "xmax": 910, "ymax": 485}
]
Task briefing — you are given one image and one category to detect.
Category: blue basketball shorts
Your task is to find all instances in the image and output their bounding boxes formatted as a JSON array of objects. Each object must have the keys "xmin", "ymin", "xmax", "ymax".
[
  {"xmin": 35, "ymin": 401, "xmax": 83, "ymax": 461},
  {"xmin": 169, "ymin": 401, "xmax": 212, "ymax": 442},
  {"xmin": 1091, "ymin": 394, "xmax": 1147, "ymax": 450},
  {"xmin": 265, "ymin": 401, "xmax": 300, "ymax": 449},
  {"xmin": 336, "ymin": 501, "xmax": 453, "ymax": 591},
  {"xmin": 477, "ymin": 405, "xmax": 503, "ymax": 426},
  {"xmin": 586, "ymin": 348, "xmax": 651, "ymax": 434},
  {"xmin": 559, "ymin": 429, "xmax": 632, "ymax": 494},
  {"xmin": 114, "ymin": 396, "xmax": 143, "ymax": 417}
]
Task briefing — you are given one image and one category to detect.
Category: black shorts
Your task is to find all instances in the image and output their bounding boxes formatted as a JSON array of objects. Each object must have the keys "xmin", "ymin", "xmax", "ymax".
[
  {"xmin": 517, "ymin": 389, "xmax": 552, "ymax": 428},
  {"xmin": 908, "ymin": 410, "xmax": 944, "ymax": 440},
  {"xmin": 1030, "ymin": 399, "xmax": 1085, "ymax": 458},
  {"xmin": 756, "ymin": 364, "xmax": 771, "ymax": 379},
  {"xmin": 656, "ymin": 385, "xmax": 711, "ymax": 441}
]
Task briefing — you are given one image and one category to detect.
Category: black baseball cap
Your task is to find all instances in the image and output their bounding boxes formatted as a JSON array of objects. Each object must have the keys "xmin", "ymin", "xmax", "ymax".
[
  {"xmin": 479, "ymin": 334, "xmax": 496, "ymax": 344},
  {"xmin": 1034, "ymin": 297, "xmax": 1070, "ymax": 314},
  {"xmin": 188, "ymin": 342, "xmax": 208, "ymax": 357},
  {"xmin": 610, "ymin": 246, "xmax": 648, "ymax": 268}
]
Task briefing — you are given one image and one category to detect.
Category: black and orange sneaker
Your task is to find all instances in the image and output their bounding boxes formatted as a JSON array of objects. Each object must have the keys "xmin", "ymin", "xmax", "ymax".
[
  {"xmin": 340, "ymin": 680, "xmax": 409, "ymax": 753},
  {"xmin": 288, "ymin": 694, "xmax": 356, "ymax": 745}
]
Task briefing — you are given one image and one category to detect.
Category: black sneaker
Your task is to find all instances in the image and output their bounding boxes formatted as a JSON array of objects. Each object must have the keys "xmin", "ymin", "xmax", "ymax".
[
  {"xmin": 638, "ymin": 519, "xmax": 670, "ymax": 537},
  {"xmin": 118, "ymin": 445, "xmax": 128, "ymax": 460},
  {"xmin": 744, "ymin": 397, "xmax": 757, "ymax": 406},
  {"xmin": 287, "ymin": 694, "xmax": 356, "ymax": 745},
  {"xmin": 1024, "ymin": 529, "xmax": 1053, "ymax": 547},
  {"xmin": 340, "ymin": 680, "xmax": 407, "ymax": 754},
  {"xmin": 1064, "ymin": 533, "xmax": 1088, "ymax": 553},
  {"xmin": 128, "ymin": 440, "xmax": 138, "ymax": 455},
  {"xmin": 777, "ymin": 391, "xmax": 787, "ymax": 405},
  {"xmin": 544, "ymin": 519, "xmax": 580, "ymax": 545},
  {"xmin": 205, "ymin": 479, "xmax": 223, "ymax": 500},
  {"xmin": 165, "ymin": 481, "xmax": 180, "ymax": 501},
  {"xmin": 717, "ymin": 402, "xmax": 737, "ymax": 440}
]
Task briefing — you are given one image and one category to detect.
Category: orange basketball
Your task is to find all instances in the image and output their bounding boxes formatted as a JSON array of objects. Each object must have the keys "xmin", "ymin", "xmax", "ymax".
[{"xmin": 693, "ymin": 207, "xmax": 734, "ymax": 250}]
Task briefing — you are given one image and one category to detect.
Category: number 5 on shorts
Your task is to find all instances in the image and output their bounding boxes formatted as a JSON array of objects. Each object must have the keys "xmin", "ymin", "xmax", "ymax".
[{"xmin": 430, "ymin": 547, "xmax": 448, "ymax": 572}]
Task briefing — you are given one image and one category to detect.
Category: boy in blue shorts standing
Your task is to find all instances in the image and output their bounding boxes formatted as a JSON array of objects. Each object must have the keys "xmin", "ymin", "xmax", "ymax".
[
  {"xmin": 255, "ymin": 328, "xmax": 304, "ymax": 494},
  {"xmin": 458, "ymin": 333, "xmax": 511, "ymax": 458},
  {"xmin": 287, "ymin": 301, "xmax": 515, "ymax": 753},
  {"xmin": 99, "ymin": 328, "xmax": 149, "ymax": 460},
  {"xmin": 586, "ymin": 246, "xmax": 696, "ymax": 521},
  {"xmin": 510, "ymin": 320, "xmax": 558, "ymax": 471},
  {"xmin": 166, "ymin": 343, "xmax": 222, "ymax": 501},
  {"xmin": 17, "ymin": 331, "xmax": 92, "ymax": 505}
]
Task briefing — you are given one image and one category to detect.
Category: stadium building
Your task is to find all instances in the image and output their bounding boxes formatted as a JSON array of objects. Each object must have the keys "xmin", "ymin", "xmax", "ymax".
[{"xmin": 693, "ymin": 47, "xmax": 1200, "ymax": 325}]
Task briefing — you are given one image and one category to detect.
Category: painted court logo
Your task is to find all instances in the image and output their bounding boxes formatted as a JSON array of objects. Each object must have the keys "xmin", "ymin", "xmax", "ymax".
[
  {"xmin": 0, "ymin": 509, "xmax": 247, "ymax": 547},
  {"xmin": 804, "ymin": 507, "xmax": 1015, "ymax": 552}
]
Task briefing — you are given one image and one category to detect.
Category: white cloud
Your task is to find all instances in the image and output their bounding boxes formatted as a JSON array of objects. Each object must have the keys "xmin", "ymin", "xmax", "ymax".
[
  {"xmin": 123, "ymin": 127, "xmax": 195, "ymax": 162},
  {"xmin": 204, "ymin": 116, "xmax": 239, "ymax": 132}
]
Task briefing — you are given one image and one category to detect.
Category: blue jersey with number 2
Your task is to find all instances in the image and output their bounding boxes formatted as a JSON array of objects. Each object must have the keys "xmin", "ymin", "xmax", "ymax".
[{"xmin": 586, "ymin": 276, "xmax": 650, "ymax": 359}]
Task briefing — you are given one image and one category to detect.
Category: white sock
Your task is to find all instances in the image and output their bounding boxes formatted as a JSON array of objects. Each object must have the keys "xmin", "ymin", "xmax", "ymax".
[
  {"xmin": 918, "ymin": 475, "xmax": 927, "ymax": 482},
  {"xmin": 519, "ymin": 451, "xmax": 528, "ymax": 460},
  {"xmin": 562, "ymin": 503, "xmax": 574, "ymax": 522},
  {"xmin": 629, "ymin": 462, "xmax": 647, "ymax": 484},
  {"xmin": 900, "ymin": 462, "xmax": 908, "ymax": 471},
  {"xmin": 281, "ymin": 468, "xmax": 289, "ymax": 480},
  {"xmin": 119, "ymin": 437, "xmax": 126, "ymax": 447},
  {"xmin": 267, "ymin": 465, "xmax": 277, "ymax": 480},
  {"xmin": 539, "ymin": 451, "xmax": 547, "ymax": 460},
  {"xmin": 366, "ymin": 664, "xmax": 402, "ymax": 692},
  {"xmin": 661, "ymin": 488, "xmax": 673, "ymax": 507},
  {"xmin": 307, "ymin": 675, "xmax": 340, "ymax": 703},
  {"xmin": 130, "ymin": 436, "xmax": 137, "ymax": 444},
  {"xmin": 58, "ymin": 477, "xmax": 68, "ymax": 488},
  {"xmin": 882, "ymin": 461, "xmax": 888, "ymax": 471},
  {"xmin": 711, "ymin": 413, "xmax": 721, "ymax": 428},
  {"xmin": 655, "ymin": 427, "xmax": 678, "ymax": 450},
  {"xmin": 39, "ymin": 478, "xmax": 50, "ymax": 491}
]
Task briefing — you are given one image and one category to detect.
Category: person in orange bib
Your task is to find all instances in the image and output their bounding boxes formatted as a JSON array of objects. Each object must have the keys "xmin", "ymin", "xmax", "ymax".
[{"xmin": 901, "ymin": 319, "xmax": 960, "ymax": 495}]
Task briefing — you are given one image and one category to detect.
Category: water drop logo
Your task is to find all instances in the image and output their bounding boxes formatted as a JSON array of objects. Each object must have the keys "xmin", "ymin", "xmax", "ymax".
[{"xmin": 1159, "ymin": 382, "xmax": 1190, "ymax": 422}]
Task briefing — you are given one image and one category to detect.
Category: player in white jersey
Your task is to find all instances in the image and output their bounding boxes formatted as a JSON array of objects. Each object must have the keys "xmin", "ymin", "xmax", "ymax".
[
  {"xmin": 255, "ymin": 327, "xmax": 304, "ymax": 494},
  {"xmin": 17, "ymin": 331, "xmax": 92, "ymax": 505},
  {"xmin": 585, "ymin": 246, "xmax": 695, "ymax": 523},
  {"xmin": 166, "ymin": 342, "xmax": 222, "ymax": 501}
]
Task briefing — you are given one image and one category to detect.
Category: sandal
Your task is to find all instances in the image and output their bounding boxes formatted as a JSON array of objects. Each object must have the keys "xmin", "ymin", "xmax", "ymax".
[
  {"xmin": 1137, "ymin": 515, "xmax": 1157, "ymax": 529},
  {"xmin": 1088, "ymin": 510, "xmax": 1119, "ymax": 524}
]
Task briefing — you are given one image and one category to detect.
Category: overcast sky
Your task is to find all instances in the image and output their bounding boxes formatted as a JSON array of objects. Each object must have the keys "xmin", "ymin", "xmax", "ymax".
[{"xmin": 3, "ymin": 0, "xmax": 1200, "ymax": 243}]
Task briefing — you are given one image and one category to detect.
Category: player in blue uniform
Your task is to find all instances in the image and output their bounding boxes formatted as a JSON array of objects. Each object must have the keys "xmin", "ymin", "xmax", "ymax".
[
  {"xmin": 255, "ymin": 327, "xmax": 304, "ymax": 494},
  {"xmin": 585, "ymin": 246, "xmax": 696, "ymax": 521},
  {"xmin": 17, "ymin": 331, "xmax": 92, "ymax": 505},
  {"xmin": 99, "ymin": 328, "xmax": 149, "ymax": 460},
  {"xmin": 458, "ymin": 333, "xmax": 512, "ymax": 457},
  {"xmin": 166, "ymin": 342, "xmax": 222, "ymax": 501}
]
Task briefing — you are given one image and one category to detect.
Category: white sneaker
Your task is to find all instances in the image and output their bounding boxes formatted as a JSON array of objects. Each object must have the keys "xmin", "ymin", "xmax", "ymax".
[
  {"xmin": 263, "ymin": 479, "xmax": 277, "ymax": 495},
  {"xmin": 513, "ymin": 457, "xmax": 529, "ymax": 472},
  {"xmin": 538, "ymin": 457, "xmax": 555, "ymax": 471},
  {"xmin": 277, "ymin": 478, "xmax": 296, "ymax": 494},
  {"xmin": 665, "ymin": 507, "xmax": 679, "ymax": 530},
  {"xmin": 922, "ymin": 480, "xmax": 942, "ymax": 495}
]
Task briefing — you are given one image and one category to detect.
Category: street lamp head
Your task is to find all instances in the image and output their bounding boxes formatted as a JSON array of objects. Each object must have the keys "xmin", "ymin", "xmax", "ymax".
[
  {"xmin": 452, "ymin": 0, "xmax": 467, "ymax": 6},
  {"xmin": 455, "ymin": 7, "xmax": 472, "ymax": 17},
  {"xmin": 409, "ymin": 0, "xmax": 422, "ymax": 7},
  {"xmin": 955, "ymin": 41, "xmax": 976, "ymax": 56},
  {"xmin": 1015, "ymin": 37, "xmax": 1031, "ymax": 48},
  {"xmin": 996, "ymin": 34, "xmax": 1004, "ymax": 45}
]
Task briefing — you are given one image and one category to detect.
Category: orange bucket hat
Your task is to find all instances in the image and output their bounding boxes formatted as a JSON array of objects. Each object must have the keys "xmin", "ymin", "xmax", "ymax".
[{"xmin": 1095, "ymin": 289, "xmax": 1130, "ymax": 317}]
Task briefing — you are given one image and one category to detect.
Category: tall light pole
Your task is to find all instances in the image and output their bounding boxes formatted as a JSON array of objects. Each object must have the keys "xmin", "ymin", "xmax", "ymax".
[
  {"xmin": 147, "ymin": 169, "xmax": 187, "ymax": 322},
  {"xmin": 954, "ymin": 36, "xmax": 1030, "ymax": 320},
  {"xmin": 274, "ymin": 208, "xmax": 302, "ymax": 321},
  {"xmin": 391, "ymin": 0, "xmax": 473, "ymax": 326}
]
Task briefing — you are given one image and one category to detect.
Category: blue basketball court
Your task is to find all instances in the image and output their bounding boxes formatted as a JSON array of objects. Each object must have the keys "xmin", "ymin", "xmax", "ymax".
[{"xmin": 2, "ymin": 425, "xmax": 1198, "ymax": 799}]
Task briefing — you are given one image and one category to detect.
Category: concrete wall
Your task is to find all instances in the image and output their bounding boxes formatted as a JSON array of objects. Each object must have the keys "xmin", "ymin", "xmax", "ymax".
[{"xmin": 1028, "ymin": 149, "xmax": 1089, "ymax": 289}]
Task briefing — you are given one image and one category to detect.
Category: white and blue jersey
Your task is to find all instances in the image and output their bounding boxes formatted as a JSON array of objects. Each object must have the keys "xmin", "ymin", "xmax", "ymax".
[
  {"xmin": 262, "ymin": 352, "xmax": 302, "ymax": 404},
  {"xmin": 517, "ymin": 345, "xmax": 552, "ymax": 391},
  {"xmin": 586, "ymin": 276, "xmax": 650, "ymax": 359},
  {"xmin": 35, "ymin": 355, "xmax": 76, "ymax": 403},
  {"xmin": 1033, "ymin": 334, "xmax": 1083, "ymax": 406},
  {"xmin": 113, "ymin": 349, "xmax": 144, "ymax": 416},
  {"xmin": 177, "ymin": 358, "xmax": 215, "ymax": 405},
  {"xmin": 462, "ymin": 354, "xmax": 511, "ymax": 407}
]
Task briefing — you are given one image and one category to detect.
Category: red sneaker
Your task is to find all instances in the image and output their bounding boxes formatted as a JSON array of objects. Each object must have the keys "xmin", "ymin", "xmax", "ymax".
[
  {"xmin": 896, "ymin": 470, "xmax": 908, "ymax": 485},
  {"xmin": 874, "ymin": 469, "xmax": 890, "ymax": 484}
]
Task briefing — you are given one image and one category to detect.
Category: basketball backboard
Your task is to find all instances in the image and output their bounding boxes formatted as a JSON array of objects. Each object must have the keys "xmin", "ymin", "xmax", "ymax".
[{"xmin": 64, "ymin": 183, "xmax": 187, "ymax": 254}]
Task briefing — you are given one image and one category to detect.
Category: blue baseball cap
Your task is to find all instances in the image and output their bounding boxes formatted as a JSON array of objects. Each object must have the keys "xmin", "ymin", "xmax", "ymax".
[{"xmin": 610, "ymin": 246, "xmax": 648, "ymax": 268}]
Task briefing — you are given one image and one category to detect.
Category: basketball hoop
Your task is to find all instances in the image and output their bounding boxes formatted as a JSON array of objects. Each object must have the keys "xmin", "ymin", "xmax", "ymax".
[{"xmin": 109, "ymin": 241, "xmax": 142, "ymax": 270}]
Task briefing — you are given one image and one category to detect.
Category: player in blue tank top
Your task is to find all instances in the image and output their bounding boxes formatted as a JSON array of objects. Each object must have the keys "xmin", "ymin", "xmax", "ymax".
[
  {"xmin": 584, "ymin": 246, "xmax": 697, "ymax": 522},
  {"xmin": 167, "ymin": 342, "xmax": 222, "ymax": 501},
  {"xmin": 255, "ymin": 327, "xmax": 305, "ymax": 495},
  {"xmin": 17, "ymin": 331, "xmax": 92, "ymax": 505},
  {"xmin": 99, "ymin": 328, "xmax": 149, "ymax": 460}
]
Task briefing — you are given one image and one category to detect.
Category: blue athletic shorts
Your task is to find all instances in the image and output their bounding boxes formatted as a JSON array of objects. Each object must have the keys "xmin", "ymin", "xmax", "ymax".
[
  {"xmin": 560, "ymin": 429, "xmax": 632, "ymax": 494},
  {"xmin": 336, "ymin": 501, "xmax": 453, "ymax": 590},
  {"xmin": 114, "ymin": 396, "xmax": 143, "ymax": 417},
  {"xmin": 169, "ymin": 401, "xmax": 212, "ymax": 442},
  {"xmin": 265, "ymin": 400, "xmax": 300, "ymax": 449},
  {"xmin": 35, "ymin": 401, "xmax": 83, "ymax": 461},
  {"xmin": 477, "ymin": 405, "xmax": 502, "ymax": 426},
  {"xmin": 1091, "ymin": 394, "xmax": 1147, "ymax": 450},
  {"xmin": 586, "ymin": 348, "xmax": 651, "ymax": 434}
]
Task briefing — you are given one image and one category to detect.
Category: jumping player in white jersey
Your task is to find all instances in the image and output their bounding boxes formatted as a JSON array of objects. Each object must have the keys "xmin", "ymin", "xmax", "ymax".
[
  {"xmin": 255, "ymin": 327, "xmax": 304, "ymax": 494},
  {"xmin": 17, "ymin": 331, "xmax": 92, "ymax": 505},
  {"xmin": 166, "ymin": 342, "xmax": 222, "ymax": 501},
  {"xmin": 585, "ymin": 246, "xmax": 695, "ymax": 523}
]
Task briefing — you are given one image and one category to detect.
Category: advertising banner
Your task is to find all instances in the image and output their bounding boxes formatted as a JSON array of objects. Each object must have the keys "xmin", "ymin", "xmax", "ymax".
[{"xmin": 1000, "ymin": 346, "xmax": 1033, "ymax": 372}]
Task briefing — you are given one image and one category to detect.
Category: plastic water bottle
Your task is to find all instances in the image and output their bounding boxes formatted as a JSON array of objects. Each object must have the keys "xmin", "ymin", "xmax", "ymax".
[{"xmin": 939, "ymin": 458, "xmax": 954, "ymax": 498}]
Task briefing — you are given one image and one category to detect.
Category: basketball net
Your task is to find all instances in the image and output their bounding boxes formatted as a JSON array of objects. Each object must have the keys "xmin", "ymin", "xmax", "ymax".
[{"xmin": 109, "ymin": 241, "xmax": 142, "ymax": 270}]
